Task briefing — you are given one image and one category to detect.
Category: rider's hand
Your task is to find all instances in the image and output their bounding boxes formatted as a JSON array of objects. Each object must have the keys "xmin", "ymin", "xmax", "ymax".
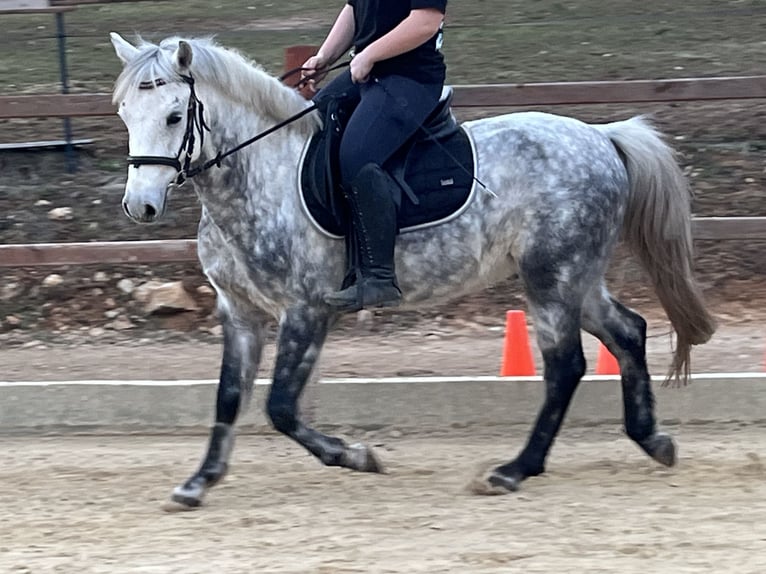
[
  {"xmin": 350, "ymin": 51, "xmax": 374, "ymax": 84},
  {"xmin": 301, "ymin": 54, "xmax": 330, "ymax": 92}
]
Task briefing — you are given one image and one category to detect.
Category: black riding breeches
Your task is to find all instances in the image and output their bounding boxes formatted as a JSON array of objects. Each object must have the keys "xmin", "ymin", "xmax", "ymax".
[{"xmin": 316, "ymin": 70, "xmax": 442, "ymax": 185}]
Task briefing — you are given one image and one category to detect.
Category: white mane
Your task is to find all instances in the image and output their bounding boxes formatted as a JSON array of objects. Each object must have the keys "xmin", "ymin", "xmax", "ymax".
[{"xmin": 112, "ymin": 36, "xmax": 320, "ymax": 133}]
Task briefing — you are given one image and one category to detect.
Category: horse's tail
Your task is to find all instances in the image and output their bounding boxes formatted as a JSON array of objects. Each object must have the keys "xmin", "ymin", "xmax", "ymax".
[{"xmin": 595, "ymin": 116, "xmax": 716, "ymax": 385}]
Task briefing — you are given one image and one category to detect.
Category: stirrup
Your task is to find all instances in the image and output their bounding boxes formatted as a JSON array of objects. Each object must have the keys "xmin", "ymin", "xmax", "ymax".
[{"xmin": 324, "ymin": 279, "xmax": 401, "ymax": 312}]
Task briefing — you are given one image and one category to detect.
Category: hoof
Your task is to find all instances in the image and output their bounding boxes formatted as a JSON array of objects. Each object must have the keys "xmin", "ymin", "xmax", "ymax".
[
  {"xmin": 344, "ymin": 443, "xmax": 385, "ymax": 473},
  {"xmin": 169, "ymin": 479, "xmax": 206, "ymax": 509},
  {"xmin": 642, "ymin": 432, "xmax": 677, "ymax": 467},
  {"xmin": 488, "ymin": 470, "xmax": 522, "ymax": 493},
  {"xmin": 467, "ymin": 463, "xmax": 522, "ymax": 496}
]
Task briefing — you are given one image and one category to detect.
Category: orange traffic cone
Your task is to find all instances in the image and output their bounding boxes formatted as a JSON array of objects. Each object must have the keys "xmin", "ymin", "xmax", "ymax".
[
  {"xmin": 595, "ymin": 343, "xmax": 620, "ymax": 375},
  {"xmin": 499, "ymin": 310, "xmax": 536, "ymax": 376}
]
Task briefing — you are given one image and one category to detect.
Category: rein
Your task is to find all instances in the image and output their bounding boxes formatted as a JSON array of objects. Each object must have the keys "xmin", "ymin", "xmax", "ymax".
[{"xmin": 126, "ymin": 62, "xmax": 349, "ymax": 185}]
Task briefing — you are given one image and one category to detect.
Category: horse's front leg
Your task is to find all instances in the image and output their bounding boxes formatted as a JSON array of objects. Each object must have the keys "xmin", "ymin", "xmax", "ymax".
[
  {"xmin": 171, "ymin": 315, "xmax": 263, "ymax": 507},
  {"xmin": 267, "ymin": 305, "xmax": 382, "ymax": 473}
]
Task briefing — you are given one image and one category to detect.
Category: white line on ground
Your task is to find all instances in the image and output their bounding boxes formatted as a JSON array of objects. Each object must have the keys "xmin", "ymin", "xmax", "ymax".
[{"xmin": 0, "ymin": 372, "xmax": 763, "ymax": 387}]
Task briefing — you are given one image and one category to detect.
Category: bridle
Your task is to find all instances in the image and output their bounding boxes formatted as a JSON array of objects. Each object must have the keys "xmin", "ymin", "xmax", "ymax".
[
  {"xmin": 125, "ymin": 63, "xmax": 349, "ymax": 186},
  {"xmin": 126, "ymin": 74, "xmax": 209, "ymax": 185}
]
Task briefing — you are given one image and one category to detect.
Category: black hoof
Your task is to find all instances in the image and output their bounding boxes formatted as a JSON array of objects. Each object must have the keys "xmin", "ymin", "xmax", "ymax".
[
  {"xmin": 641, "ymin": 432, "xmax": 677, "ymax": 467},
  {"xmin": 169, "ymin": 477, "xmax": 207, "ymax": 509},
  {"xmin": 467, "ymin": 461, "xmax": 528, "ymax": 496},
  {"xmin": 344, "ymin": 443, "xmax": 385, "ymax": 473},
  {"xmin": 170, "ymin": 491, "xmax": 203, "ymax": 509},
  {"xmin": 488, "ymin": 470, "xmax": 522, "ymax": 492}
]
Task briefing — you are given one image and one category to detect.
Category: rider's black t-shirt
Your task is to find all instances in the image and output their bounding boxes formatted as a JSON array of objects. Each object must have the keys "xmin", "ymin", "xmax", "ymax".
[{"xmin": 347, "ymin": 0, "xmax": 447, "ymax": 84}]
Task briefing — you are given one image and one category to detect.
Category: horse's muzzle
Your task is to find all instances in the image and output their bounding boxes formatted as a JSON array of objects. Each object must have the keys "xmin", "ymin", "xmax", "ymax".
[{"xmin": 122, "ymin": 195, "xmax": 166, "ymax": 224}]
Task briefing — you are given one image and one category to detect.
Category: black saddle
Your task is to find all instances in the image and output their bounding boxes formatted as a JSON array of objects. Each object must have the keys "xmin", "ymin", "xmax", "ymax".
[{"xmin": 299, "ymin": 87, "xmax": 477, "ymax": 238}]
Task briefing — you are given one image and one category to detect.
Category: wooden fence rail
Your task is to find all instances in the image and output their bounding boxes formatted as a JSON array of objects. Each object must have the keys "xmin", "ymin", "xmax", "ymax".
[
  {"xmin": 1, "ymin": 73, "xmax": 764, "ymax": 267},
  {"xmin": 0, "ymin": 218, "xmax": 763, "ymax": 268},
  {"xmin": 2, "ymin": 76, "xmax": 765, "ymax": 119}
]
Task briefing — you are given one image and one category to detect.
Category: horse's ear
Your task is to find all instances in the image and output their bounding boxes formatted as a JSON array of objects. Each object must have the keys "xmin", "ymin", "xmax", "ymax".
[
  {"xmin": 173, "ymin": 41, "xmax": 194, "ymax": 72},
  {"xmin": 110, "ymin": 32, "xmax": 139, "ymax": 65}
]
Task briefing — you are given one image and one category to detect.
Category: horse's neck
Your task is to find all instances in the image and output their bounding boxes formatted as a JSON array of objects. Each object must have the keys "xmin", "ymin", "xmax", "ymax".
[{"xmin": 192, "ymin": 94, "xmax": 312, "ymax": 241}]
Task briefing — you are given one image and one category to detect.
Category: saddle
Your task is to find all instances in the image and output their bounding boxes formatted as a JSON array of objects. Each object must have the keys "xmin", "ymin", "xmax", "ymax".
[{"xmin": 299, "ymin": 87, "xmax": 477, "ymax": 238}]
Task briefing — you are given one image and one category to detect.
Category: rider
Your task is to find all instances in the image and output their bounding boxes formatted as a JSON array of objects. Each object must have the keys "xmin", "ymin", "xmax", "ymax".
[{"xmin": 303, "ymin": 0, "xmax": 448, "ymax": 313}]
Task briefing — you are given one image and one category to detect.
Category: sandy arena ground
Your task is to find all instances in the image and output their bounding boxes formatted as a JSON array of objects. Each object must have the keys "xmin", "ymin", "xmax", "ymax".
[
  {"xmin": 2, "ymin": 307, "xmax": 764, "ymax": 573},
  {"xmin": 2, "ymin": 424, "xmax": 764, "ymax": 574}
]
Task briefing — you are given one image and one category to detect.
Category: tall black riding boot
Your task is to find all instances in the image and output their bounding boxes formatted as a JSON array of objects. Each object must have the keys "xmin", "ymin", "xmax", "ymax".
[{"xmin": 324, "ymin": 163, "xmax": 402, "ymax": 312}]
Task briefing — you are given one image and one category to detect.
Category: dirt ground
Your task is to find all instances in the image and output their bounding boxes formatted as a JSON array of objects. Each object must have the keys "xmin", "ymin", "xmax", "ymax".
[{"xmin": 1, "ymin": 425, "xmax": 764, "ymax": 574}]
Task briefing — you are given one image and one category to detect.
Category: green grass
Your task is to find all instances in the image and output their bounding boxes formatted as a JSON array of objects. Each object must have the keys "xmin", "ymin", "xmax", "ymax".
[{"xmin": 0, "ymin": 0, "xmax": 764, "ymax": 93}]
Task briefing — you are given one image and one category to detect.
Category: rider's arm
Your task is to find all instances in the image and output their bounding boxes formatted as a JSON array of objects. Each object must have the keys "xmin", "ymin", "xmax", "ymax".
[
  {"xmin": 316, "ymin": 4, "xmax": 356, "ymax": 65},
  {"xmin": 358, "ymin": 8, "xmax": 444, "ymax": 64}
]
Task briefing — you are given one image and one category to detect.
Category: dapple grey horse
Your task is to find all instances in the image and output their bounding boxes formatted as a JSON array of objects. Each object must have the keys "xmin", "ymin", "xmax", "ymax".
[{"xmin": 110, "ymin": 33, "xmax": 715, "ymax": 508}]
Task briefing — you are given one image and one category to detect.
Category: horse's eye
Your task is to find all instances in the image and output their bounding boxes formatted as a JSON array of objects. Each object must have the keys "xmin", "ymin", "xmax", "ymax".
[{"xmin": 167, "ymin": 113, "xmax": 183, "ymax": 126}]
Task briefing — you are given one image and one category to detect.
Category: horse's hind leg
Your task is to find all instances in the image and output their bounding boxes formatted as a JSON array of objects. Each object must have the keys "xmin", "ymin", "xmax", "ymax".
[
  {"xmin": 171, "ymin": 315, "xmax": 263, "ymax": 508},
  {"xmin": 581, "ymin": 285, "xmax": 676, "ymax": 466},
  {"xmin": 266, "ymin": 305, "xmax": 382, "ymax": 473},
  {"xmin": 488, "ymin": 287, "xmax": 587, "ymax": 492}
]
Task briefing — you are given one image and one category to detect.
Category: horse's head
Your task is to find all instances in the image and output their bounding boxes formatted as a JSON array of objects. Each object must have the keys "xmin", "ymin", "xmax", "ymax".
[{"xmin": 110, "ymin": 33, "xmax": 203, "ymax": 223}]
